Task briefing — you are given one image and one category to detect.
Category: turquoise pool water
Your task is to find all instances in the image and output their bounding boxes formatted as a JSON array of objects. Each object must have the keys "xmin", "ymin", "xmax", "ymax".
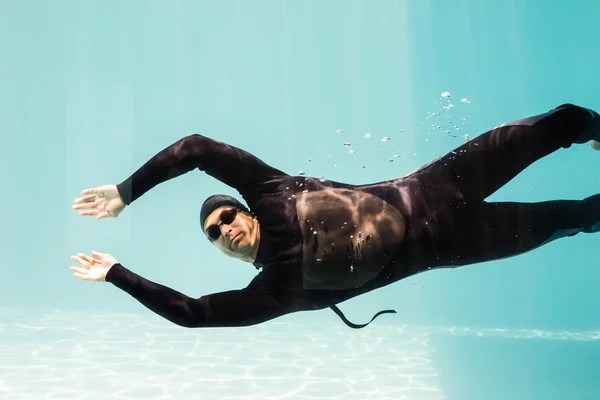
[{"xmin": 1, "ymin": 1, "xmax": 599, "ymax": 399}]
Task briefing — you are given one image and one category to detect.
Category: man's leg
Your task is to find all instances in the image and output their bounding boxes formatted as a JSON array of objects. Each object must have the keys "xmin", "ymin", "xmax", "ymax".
[
  {"xmin": 436, "ymin": 194, "xmax": 600, "ymax": 268},
  {"xmin": 412, "ymin": 104, "xmax": 600, "ymax": 202}
]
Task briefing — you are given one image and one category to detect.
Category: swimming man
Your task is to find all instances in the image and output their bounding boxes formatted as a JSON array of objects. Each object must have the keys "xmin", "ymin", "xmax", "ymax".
[{"xmin": 70, "ymin": 103, "xmax": 600, "ymax": 329}]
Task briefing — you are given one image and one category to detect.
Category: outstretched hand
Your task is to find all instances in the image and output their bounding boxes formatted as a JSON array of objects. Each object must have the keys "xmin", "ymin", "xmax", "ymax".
[
  {"xmin": 70, "ymin": 251, "xmax": 118, "ymax": 282},
  {"xmin": 73, "ymin": 185, "xmax": 126, "ymax": 220}
]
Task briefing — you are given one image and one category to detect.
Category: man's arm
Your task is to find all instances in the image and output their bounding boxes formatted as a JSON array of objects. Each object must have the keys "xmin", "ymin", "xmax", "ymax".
[
  {"xmin": 105, "ymin": 263, "xmax": 290, "ymax": 328},
  {"xmin": 116, "ymin": 134, "xmax": 288, "ymax": 206}
]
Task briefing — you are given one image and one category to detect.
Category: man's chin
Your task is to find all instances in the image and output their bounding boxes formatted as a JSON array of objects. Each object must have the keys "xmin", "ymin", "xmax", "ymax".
[{"xmin": 231, "ymin": 240, "xmax": 246, "ymax": 254}]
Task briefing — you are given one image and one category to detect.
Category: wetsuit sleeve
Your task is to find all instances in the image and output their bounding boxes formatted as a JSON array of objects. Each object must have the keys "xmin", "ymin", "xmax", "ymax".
[
  {"xmin": 105, "ymin": 263, "xmax": 287, "ymax": 328},
  {"xmin": 115, "ymin": 134, "xmax": 288, "ymax": 205}
]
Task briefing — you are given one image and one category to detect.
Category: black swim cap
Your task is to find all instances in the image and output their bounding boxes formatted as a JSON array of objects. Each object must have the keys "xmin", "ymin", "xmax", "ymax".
[{"xmin": 199, "ymin": 194, "xmax": 249, "ymax": 229}]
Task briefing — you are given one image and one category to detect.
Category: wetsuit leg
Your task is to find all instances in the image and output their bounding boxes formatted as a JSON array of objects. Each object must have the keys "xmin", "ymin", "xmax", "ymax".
[
  {"xmin": 390, "ymin": 104, "xmax": 600, "ymax": 274},
  {"xmin": 437, "ymin": 194, "xmax": 600, "ymax": 268},
  {"xmin": 413, "ymin": 104, "xmax": 600, "ymax": 202}
]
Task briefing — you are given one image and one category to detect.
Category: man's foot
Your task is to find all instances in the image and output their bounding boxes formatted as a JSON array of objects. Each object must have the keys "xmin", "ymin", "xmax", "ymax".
[
  {"xmin": 557, "ymin": 104, "xmax": 600, "ymax": 148},
  {"xmin": 583, "ymin": 106, "xmax": 600, "ymax": 149}
]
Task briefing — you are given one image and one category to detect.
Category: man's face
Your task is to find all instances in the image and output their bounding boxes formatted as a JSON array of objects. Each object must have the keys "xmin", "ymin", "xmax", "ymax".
[{"xmin": 203, "ymin": 206, "xmax": 258, "ymax": 260}]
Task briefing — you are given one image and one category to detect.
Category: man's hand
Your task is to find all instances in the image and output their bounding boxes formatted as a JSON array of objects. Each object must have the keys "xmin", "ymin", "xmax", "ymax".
[
  {"xmin": 69, "ymin": 251, "xmax": 118, "ymax": 282},
  {"xmin": 73, "ymin": 185, "xmax": 126, "ymax": 220}
]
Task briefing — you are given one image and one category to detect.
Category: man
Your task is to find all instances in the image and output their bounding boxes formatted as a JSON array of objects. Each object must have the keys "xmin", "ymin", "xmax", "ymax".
[{"xmin": 70, "ymin": 103, "xmax": 600, "ymax": 329}]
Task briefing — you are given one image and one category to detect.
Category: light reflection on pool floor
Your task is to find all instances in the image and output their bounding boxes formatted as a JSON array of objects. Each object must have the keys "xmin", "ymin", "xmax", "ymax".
[{"xmin": 1, "ymin": 307, "xmax": 598, "ymax": 399}]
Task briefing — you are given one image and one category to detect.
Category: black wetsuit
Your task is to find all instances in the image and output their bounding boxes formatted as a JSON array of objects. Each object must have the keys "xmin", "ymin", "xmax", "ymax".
[{"xmin": 105, "ymin": 104, "xmax": 600, "ymax": 329}]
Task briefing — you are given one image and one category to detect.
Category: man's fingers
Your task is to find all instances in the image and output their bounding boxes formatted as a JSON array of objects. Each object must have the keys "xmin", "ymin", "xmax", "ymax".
[
  {"xmin": 70, "ymin": 266, "xmax": 88, "ymax": 274},
  {"xmin": 96, "ymin": 211, "xmax": 110, "ymax": 220},
  {"xmin": 71, "ymin": 255, "xmax": 92, "ymax": 268},
  {"xmin": 91, "ymin": 250, "xmax": 107, "ymax": 257},
  {"xmin": 73, "ymin": 272, "xmax": 91, "ymax": 280},
  {"xmin": 78, "ymin": 210, "xmax": 99, "ymax": 216},
  {"xmin": 81, "ymin": 188, "xmax": 97, "ymax": 195},
  {"xmin": 70, "ymin": 266, "xmax": 92, "ymax": 280},
  {"xmin": 73, "ymin": 196, "xmax": 97, "ymax": 205},
  {"xmin": 73, "ymin": 200, "xmax": 100, "ymax": 210},
  {"xmin": 77, "ymin": 253, "xmax": 95, "ymax": 264},
  {"xmin": 70, "ymin": 255, "xmax": 82, "ymax": 265}
]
